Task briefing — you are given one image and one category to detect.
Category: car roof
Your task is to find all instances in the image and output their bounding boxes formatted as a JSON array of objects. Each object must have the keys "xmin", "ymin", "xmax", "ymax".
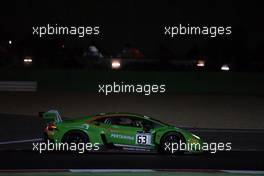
[
  {"xmin": 93, "ymin": 112, "xmax": 150, "ymax": 119},
  {"xmin": 85, "ymin": 112, "xmax": 150, "ymax": 124}
]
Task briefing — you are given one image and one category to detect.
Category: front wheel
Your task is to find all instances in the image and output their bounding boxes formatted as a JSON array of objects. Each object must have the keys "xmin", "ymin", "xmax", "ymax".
[{"xmin": 159, "ymin": 132, "xmax": 184, "ymax": 155}]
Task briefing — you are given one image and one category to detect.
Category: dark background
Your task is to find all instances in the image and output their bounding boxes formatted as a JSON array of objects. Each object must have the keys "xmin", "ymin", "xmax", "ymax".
[
  {"xmin": 0, "ymin": 1, "xmax": 263, "ymax": 63},
  {"xmin": 0, "ymin": 1, "xmax": 264, "ymax": 171}
]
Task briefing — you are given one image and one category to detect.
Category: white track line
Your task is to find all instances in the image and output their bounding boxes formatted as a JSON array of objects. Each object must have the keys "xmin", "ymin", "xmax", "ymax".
[
  {"xmin": 70, "ymin": 169, "xmax": 155, "ymax": 173},
  {"xmin": 222, "ymin": 170, "xmax": 264, "ymax": 174},
  {"xmin": 190, "ymin": 129, "xmax": 264, "ymax": 133},
  {"xmin": 0, "ymin": 138, "xmax": 42, "ymax": 145},
  {"xmin": 231, "ymin": 149, "xmax": 264, "ymax": 152}
]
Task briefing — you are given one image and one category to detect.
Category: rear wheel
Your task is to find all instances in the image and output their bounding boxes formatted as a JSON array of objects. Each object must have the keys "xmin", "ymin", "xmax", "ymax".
[
  {"xmin": 62, "ymin": 131, "xmax": 89, "ymax": 144},
  {"xmin": 159, "ymin": 132, "xmax": 184, "ymax": 155}
]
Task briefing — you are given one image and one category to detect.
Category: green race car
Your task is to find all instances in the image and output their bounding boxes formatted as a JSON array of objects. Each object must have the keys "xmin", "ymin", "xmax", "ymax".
[{"xmin": 41, "ymin": 110, "xmax": 203, "ymax": 154}]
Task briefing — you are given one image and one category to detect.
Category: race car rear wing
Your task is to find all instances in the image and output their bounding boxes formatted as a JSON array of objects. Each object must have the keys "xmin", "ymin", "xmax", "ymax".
[{"xmin": 39, "ymin": 110, "xmax": 62, "ymax": 124}]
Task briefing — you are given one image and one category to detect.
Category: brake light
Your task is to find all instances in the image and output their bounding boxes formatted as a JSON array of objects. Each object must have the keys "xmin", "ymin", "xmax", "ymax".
[{"xmin": 47, "ymin": 123, "xmax": 57, "ymax": 131}]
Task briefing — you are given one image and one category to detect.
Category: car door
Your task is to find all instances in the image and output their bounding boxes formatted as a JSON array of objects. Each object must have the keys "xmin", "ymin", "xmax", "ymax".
[
  {"xmin": 101, "ymin": 116, "xmax": 142, "ymax": 146},
  {"xmin": 106, "ymin": 116, "xmax": 156, "ymax": 148},
  {"xmin": 93, "ymin": 115, "xmax": 154, "ymax": 147}
]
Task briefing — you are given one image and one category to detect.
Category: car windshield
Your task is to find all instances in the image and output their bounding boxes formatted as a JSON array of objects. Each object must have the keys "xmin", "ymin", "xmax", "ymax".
[{"xmin": 146, "ymin": 116, "xmax": 170, "ymax": 127}]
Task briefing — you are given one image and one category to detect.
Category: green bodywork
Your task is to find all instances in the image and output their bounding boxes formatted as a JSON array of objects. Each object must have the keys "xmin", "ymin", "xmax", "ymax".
[{"xmin": 42, "ymin": 111, "xmax": 203, "ymax": 153}]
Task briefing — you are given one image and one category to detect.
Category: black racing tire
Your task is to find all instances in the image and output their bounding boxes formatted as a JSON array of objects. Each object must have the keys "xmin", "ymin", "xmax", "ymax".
[
  {"xmin": 62, "ymin": 130, "xmax": 89, "ymax": 144},
  {"xmin": 158, "ymin": 132, "xmax": 185, "ymax": 155}
]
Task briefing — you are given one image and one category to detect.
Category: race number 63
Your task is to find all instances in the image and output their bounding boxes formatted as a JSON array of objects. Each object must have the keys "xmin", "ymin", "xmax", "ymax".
[{"xmin": 136, "ymin": 133, "xmax": 151, "ymax": 145}]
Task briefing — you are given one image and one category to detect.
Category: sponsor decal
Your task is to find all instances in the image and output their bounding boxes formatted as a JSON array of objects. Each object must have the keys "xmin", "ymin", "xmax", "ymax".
[{"xmin": 110, "ymin": 133, "xmax": 134, "ymax": 140}]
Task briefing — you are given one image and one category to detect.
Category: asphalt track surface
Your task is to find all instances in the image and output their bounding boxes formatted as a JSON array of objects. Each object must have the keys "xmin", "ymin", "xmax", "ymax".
[
  {"xmin": 0, "ymin": 113, "xmax": 264, "ymax": 170},
  {"xmin": 1, "ymin": 92, "xmax": 264, "ymax": 129}
]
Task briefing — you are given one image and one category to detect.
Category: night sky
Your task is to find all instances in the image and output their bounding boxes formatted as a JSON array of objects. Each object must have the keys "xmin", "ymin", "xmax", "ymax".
[{"xmin": 1, "ymin": 0, "xmax": 264, "ymax": 60}]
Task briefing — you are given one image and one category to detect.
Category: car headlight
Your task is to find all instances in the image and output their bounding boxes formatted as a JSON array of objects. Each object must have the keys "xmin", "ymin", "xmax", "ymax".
[{"xmin": 192, "ymin": 134, "xmax": 200, "ymax": 140}]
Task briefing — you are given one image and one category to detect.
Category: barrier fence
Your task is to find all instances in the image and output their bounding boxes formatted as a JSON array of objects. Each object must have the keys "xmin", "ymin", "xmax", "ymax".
[{"xmin": 0, "ymin": 81, "xmax": 37, "ymax": 92}]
